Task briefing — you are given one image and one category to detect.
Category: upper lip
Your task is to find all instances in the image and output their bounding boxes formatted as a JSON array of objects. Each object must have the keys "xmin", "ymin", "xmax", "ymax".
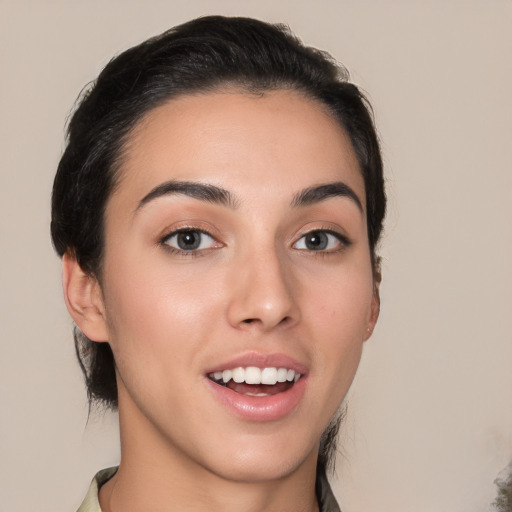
[{"xmin": 204, "ymin": 352, "xmax": 309, "ymax": 376}]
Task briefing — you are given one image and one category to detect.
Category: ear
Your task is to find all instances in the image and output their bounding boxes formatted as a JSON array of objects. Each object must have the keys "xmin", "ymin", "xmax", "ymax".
[
  {"xmin": 62, "ymin": 252, "xmax": 109, "ymax": 342},
  {"xmin": 364, "ymin": 274, "xmax": 381, "ymax": 342}
]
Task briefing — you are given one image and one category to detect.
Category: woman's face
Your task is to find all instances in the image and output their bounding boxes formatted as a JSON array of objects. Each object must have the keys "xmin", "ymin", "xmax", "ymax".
[{"xmin": 93, "ymin": 90, "xmax": 378, "ymax": 481}]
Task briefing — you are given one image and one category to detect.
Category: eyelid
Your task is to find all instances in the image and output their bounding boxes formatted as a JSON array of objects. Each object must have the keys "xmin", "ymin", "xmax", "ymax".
[
  {"xmin": 292, "ymin": 225, "xmax": 352, "ymax": 252},
  {"xmin": 159, "ymin": 223, "xmax": 224, "ymax": 255},
  {"xmin": 162, "ymin": 228, "xmax": 213, "ymax": 245},
  {"xmin": 157, "ymin": 220, "xmax": 220, "ymax": 241}
]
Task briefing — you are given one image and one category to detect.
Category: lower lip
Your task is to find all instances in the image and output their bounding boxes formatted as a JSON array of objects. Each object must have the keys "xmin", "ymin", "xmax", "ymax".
[{"xmin": 205, "ymin": 376, "xmax": 307, "ymax": 422}]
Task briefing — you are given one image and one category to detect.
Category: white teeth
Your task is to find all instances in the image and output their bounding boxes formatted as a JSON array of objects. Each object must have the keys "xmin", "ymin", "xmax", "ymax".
[
  {"xmin": 261, "ymin": 367, "xmax": 278, "ymax": 385},
  {"xmin": 232, "ymin": 367, "xmax": 245, "ymax": 383},
  {"xmin": 210, "ymin": 366, "xmax": 301, "ymax": 386},
  {"xmin": 276, "ymin": 368, "xmax": 288, "ymax": 382},
  {"xmin": 245, "ymin": 367, "xmax": 262, "ymax": 384}
]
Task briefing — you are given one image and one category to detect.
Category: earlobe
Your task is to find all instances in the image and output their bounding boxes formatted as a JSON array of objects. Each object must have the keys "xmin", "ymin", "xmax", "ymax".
[
  {"xmin": 62, "ymin": 252, "xmax": 109, "ymax": 342},
  {"xmin": 364, "ymin": 279, "xmax": 381, "ymax": 341}
]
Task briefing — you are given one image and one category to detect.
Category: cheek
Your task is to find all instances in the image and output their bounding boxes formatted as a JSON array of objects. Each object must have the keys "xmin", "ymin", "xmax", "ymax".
[
  {"xmin": 100, "ymin": 255, "xmax": 221, "ymax": 365},
  {"xmin": 306, "ymin": 264, "xmax": 374, "ymax": 336},
  {"xmin": 303, "ymin": 266, "xmax": 373, "ymax": 386},
  {"xmin": 99, "ymin": 263, "xmax": 217, "ymax": 420}
]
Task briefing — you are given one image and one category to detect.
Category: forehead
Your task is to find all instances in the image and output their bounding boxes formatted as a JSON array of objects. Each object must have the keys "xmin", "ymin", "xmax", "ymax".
[{"xmin": 114, "ymin": 89, "xmax": 365, "ymax": 209}]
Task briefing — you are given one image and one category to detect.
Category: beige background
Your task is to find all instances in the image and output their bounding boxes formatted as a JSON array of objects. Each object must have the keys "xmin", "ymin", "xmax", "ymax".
[{"xmin": 1, "ymin": 1, "xmax": 511, "ymax": 511}]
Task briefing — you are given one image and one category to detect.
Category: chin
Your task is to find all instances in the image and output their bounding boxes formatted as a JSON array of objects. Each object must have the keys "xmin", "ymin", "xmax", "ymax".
[{"xmin": 196, "ymin": 432, "xmax": 320, "ymax": 483}]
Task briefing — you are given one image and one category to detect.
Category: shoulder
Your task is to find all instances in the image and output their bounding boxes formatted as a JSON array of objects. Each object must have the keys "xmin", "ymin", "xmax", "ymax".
[{"xmin": 76, "ymin": 467, "xmax": 118, "ymax": 512}]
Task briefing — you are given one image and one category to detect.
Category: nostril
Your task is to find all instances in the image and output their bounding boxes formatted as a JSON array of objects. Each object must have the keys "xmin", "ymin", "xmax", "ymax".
[
  {"xmin": 279, "ymin": 316, "xmax": 291, "ymax": 326},
  {"xmin": 240, "ymin": 315, "xmax": 292, "ymax": 328}
]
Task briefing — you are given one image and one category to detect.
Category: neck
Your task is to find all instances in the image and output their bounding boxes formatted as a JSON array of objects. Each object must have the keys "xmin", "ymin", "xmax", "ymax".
[{"xmin": 101, "ymin": 460, "xmax": 320, "ymax": 512}]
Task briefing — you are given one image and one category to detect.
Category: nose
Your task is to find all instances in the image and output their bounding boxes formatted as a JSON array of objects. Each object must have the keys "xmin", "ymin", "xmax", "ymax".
[{"xmin": 226, "ymin": 246, "xmax": 300, "ymax": 332}]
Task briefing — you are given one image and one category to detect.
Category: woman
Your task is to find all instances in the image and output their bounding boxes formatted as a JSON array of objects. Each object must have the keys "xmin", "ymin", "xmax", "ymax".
[{"xmin": 51, "ymin": 15, "xmax": 385, "ymax": 512}]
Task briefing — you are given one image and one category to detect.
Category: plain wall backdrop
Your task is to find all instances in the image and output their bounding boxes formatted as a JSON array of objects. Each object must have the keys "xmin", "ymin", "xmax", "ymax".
[{"xmin": 1, "ymin": 1, "xmax": 511, "ymax": 511}]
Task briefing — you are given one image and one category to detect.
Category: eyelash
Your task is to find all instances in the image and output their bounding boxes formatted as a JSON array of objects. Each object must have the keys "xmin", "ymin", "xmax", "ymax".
[
  {"xmin": 160, "ymin": 228, "xmax": 222, "ymax": 256},
  {"xmin": 159, "ymin": 227, "xmax": 351, "ymax": 256},
  {"xmin": 293, "ymin": 229, "xmax": 351, "ymax": 254}
]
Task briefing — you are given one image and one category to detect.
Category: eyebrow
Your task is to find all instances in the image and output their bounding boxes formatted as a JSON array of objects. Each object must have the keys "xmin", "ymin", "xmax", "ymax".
[
  {"xmin": 136, "ymin": 179, "xmax": 362, "ymax": 214},
  {"xmin": 136, "ymin": 180, "xmax": 239, "ymax": 211},
  {"xmin": 291, "ymin": 182, "xmax": 363, "ymax": 212}
]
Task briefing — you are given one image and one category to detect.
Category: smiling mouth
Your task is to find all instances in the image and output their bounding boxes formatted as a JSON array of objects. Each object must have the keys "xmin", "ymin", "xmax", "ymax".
[{"xmin": 208, "ymin": 366, "xmax": 301, "ymax": 397}]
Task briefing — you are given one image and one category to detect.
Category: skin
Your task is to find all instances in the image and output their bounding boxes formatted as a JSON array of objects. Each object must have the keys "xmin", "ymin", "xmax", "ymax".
[{"xmin": 64, "ymin": 90, "xmax": 379, "ymax": 512}]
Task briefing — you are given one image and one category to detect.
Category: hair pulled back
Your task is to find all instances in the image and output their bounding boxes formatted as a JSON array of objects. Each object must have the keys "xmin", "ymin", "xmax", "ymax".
[{"xmin": 51, "ymin": 15, "xmax": 385, "ymax": 473}]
